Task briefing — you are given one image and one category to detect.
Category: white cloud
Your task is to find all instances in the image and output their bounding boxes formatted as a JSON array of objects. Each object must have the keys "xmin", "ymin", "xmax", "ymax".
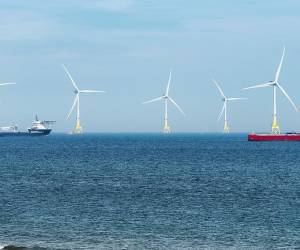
[
  {"xmin": 85, "ymin": 0, "xmax": 135, "ymax": 13},
  {"xmin": 0, "ymin": 9, "xmax": 56, "ymax": 42}
]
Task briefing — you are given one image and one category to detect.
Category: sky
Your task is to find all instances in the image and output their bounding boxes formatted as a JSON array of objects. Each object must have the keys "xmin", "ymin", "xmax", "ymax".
[{"xmin": 0, "ymin": 0, "xmax": 300, "ymax": 132}]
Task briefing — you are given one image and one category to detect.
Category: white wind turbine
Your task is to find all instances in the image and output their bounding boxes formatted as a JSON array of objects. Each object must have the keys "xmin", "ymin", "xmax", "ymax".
[
  {"xmin": 213, "ymin": 79, "xmax": 246, "ymax": 133},
  {"xmin": 244, "ymin": 47, "xmax": 297, "ymax": 134},
  {"xmin": 62, "ymin": 64, "xmax": 106, "ymax": 134},
  {"xmin": 143, "ymin": 70, "xmax": 185, "ymax": 133}
]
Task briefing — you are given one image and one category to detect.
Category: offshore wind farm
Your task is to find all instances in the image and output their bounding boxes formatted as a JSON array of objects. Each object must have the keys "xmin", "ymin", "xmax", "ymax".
[{"xmin": 0, "ymin": 50, "xmax": 300, "ymax": 138}]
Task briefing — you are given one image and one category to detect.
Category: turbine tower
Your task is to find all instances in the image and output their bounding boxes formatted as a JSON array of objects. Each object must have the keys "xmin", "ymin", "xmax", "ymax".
[
  {"xmin": 62, "ymin": 64, "xmax": 106, "ymax": 134},
  {"xmin": 244, "ymin": 47, "xmax": 297, "ymax": 134},
  {"xmin": 143, "ymin": 70, "xmax": 185, "ymax": 133},
  {"xmin": 213, "ymin": 79, "xmax": 246, "ymax": 133}
]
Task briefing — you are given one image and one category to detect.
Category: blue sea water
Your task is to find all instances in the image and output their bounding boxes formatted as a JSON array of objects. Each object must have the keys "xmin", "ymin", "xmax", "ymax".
[{"xmin": 0, "ymin": 133, "xmax": 299, "ymax": 250}]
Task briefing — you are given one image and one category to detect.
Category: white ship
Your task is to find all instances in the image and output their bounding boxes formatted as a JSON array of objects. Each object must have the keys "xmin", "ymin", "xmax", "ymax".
[{"xmin": 0, "ymin": 116, "xmax": 55, "ymax": 136}]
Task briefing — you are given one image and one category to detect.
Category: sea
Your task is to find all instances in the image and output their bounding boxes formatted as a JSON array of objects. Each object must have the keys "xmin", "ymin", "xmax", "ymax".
[{"xmin": 0, "ymin": 133, "xmax": 299, "ymax": 250}]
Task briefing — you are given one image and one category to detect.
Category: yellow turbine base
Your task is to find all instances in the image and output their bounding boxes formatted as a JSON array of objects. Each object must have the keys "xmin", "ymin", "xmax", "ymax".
[
  {"xmin": 223, "ymin": 121, "xmax": 229, "ymax": 133},
  {"xmin": 163, "ymin": 120, "xmax": 171, "ymax": 134},
  {"xmin": 73, "ymin": 120, "xmax": 83, "ymax": 134},
  {"xmin": 271, "ymin": 117, "xmax": 280, "ymax": 134}
]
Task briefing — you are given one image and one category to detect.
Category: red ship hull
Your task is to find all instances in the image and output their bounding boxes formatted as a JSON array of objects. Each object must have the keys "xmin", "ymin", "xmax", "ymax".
[{"xmin": 248, "ymin": 133, "xmax": 300, "ymax": 141}]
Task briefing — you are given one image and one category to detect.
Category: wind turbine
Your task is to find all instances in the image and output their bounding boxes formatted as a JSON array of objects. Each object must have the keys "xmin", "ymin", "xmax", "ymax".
[
  {"xmin": 62, "ymin": 64, "xmax": 106, "ymax": 134},
  {"xmin": 143, "ymin": 70, "xmax": 185, "ymax": 133},
  {"xmin": 213, "ymin": 79, "xmax": 246, "ymax": 133},
  {"xmin": 244, "ymin": 47, "xmax": 297, "ymax": 134}
]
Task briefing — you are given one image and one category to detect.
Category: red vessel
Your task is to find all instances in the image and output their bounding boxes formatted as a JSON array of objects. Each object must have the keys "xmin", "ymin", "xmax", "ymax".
[{"xmin": 248, "ymin": 133, "xmax": 300, "ymax": 141}]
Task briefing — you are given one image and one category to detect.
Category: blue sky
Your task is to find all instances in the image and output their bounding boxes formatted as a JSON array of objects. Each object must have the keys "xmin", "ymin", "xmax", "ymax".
[{"xmin": 0, "ymin": 0, "xmax": 300, "ymax": 132}]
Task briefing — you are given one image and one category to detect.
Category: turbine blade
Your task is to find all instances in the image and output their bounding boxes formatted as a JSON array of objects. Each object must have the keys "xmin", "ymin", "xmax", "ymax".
[
  {"xmin": 80, "ymin": 90, "xmax": 106, "ymax": 93},
  {"xmin": 212, "ymin": 79, "xmax": 226, "ymax": 98},
  {"xmin": 277, "ymin": 84, "xmax": 298, "ymax": 112},
  {"xmin": 226, "ymin": 97, "xmax": 247, "ymax": 101},
  {"xmin": 275, "ymin": 46, "xmax": 285, "ymax": 82},
  {"xmin": 166, "ymin": 69, "xmax": 172, "ymax": 96},
  {"xmin": 218, "ymin": 102, "xmax": 226, "ymax": 121},
  {"xmin": 0, "ymin": 83, "xmax": 16, "ymax": 86},
  {"xmin": 168, "ymin": 96, "xmax": 185, "ymax": 116},
  {"xmin": 67, "ymin": 94, "xmax": 79, "ymax": 120},
  {"xmin": 243, "ymin": 82, "xmax": 274, "ymax": 90},
  {"xmin": 62, "ymin": 64, "xmax": 79, "ymax": 91},
  {"xmin": 143, "ymin": 96, "xmax": 164, "ymax": 104}
]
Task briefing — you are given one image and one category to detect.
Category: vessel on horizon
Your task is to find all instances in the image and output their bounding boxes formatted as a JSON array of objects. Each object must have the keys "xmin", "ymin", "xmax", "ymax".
[
  {"xmin": 248, "ymin": 132, "xmax": 300, "ymax": 141},
  {"xmin": 0, "ymin": 115, "xmax": 55, "ymax": 136}
]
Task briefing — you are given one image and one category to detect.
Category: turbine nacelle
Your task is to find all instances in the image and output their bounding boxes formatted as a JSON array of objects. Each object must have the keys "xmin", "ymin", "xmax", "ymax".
[{"xmin": 268, "ymin": 81, "xmax": 276, "ymax": 86}]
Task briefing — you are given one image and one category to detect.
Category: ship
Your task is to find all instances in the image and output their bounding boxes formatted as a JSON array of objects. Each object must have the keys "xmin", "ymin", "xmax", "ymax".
[
  {"xmin": 248, "ymin": 133, "xmax": 300, "ymax": 141},
  {"xmin": 0, "ymin": 116, "xmax": 55, "ymax": 136}
]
